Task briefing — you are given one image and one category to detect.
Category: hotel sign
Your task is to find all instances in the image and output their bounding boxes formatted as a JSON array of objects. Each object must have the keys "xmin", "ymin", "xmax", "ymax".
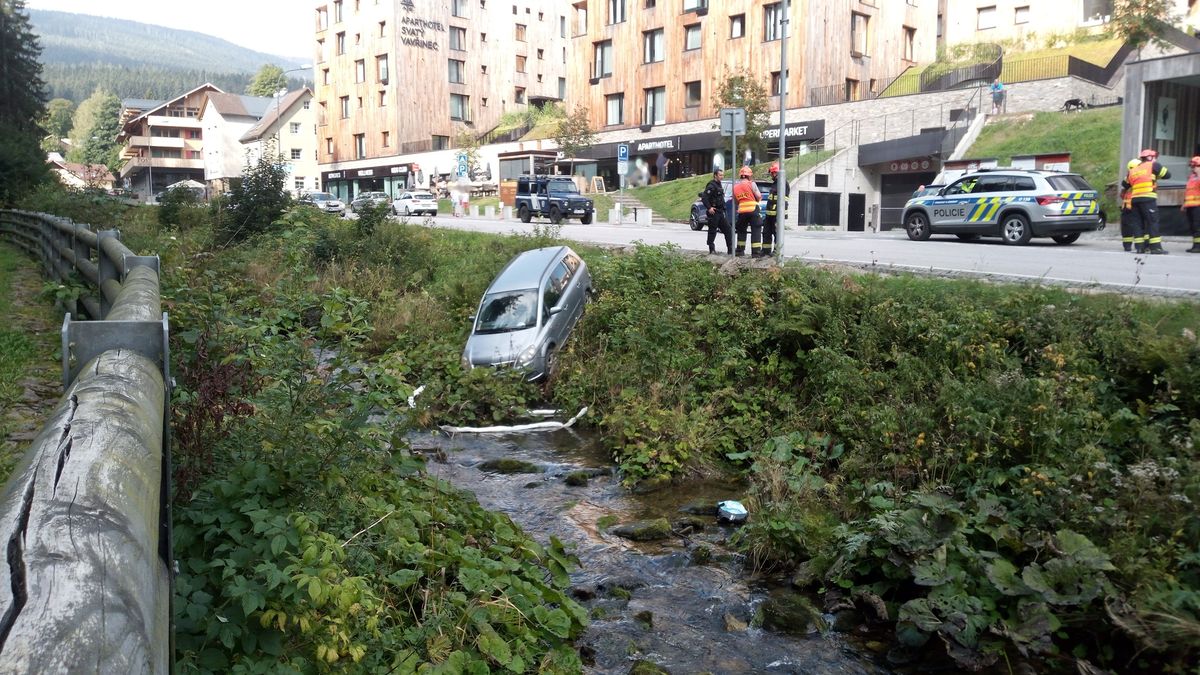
[
  {"xmin": 634, "ymin": 137, "xmax": 678, "ymax": 153},
  {"xmin": 401, "ymin": 16, "xmax": 445, "ymax": 50}
]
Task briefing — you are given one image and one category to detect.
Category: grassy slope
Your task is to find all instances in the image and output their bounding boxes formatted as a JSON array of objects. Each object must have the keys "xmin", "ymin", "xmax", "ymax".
[{"xmin": 965, "ymin": 106, "xmax": 1122, "ymax": 215}]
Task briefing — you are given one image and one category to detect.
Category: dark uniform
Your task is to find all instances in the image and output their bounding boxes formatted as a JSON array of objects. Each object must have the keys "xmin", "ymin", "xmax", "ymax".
[
  {"xmin": 763, "ymin": 181, "xmax": 789, "ymax": 256},
  {"xmin": 702, "ymin": 173, "xmax": 732, "ymax": 254}
]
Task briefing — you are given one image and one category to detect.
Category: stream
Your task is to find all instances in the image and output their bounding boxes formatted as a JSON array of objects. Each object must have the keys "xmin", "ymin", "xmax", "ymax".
[{"xmin": 414, "ymin": 426, "xmax": 896, "ymax": 675}]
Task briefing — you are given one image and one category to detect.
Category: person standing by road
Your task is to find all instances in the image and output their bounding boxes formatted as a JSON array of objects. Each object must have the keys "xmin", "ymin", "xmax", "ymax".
[
  {"xmin": 702, "ymin": 168, "xmax": 732, "ymax": 255},
  {"xmin": 1123, "ymin": 148, "xmax": 1171, "ymax": 254},
  {"xmin": 1184, "ymin": 156, "xmax": 1200, "ymax": 253},
  {"xmin": 1120, "ymin": 158, "xmax": 1139, "ymax": 252},
  {"xmin": 732, "ymin": 166, "xmax": 763, "ymax": 257},
  {"xmin": 762, "ymin": 162, "xmax": 789, "ymax": 257}
]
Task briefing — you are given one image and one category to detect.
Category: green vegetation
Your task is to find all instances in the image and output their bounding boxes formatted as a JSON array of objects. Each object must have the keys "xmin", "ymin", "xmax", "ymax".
[
  {"xmin": 966, "ymin": 106, "xmax": 1122, "ymax": 216},
  {"xmin": 0, "ymin": 246, "xmax": 37, "ymax": 416}
]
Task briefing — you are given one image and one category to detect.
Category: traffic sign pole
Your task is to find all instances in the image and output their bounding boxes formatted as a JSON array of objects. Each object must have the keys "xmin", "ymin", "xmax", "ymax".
[{"xmin": 617, "ymin": 144, "xmax": 629, "ymax": 223}]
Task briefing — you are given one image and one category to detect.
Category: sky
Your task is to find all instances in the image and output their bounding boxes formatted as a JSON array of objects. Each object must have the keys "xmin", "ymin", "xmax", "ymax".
[{"xmin": 25, "ymin": 0, "xmax": 312, "ymax": 58}]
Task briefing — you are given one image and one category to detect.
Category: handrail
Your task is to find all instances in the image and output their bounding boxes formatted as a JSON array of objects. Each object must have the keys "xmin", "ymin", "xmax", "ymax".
[
  {"xmin": 919, "ymin": 43, "xmax": 1002, "ymax": 92},
  {"xmin": 0, "ymin": 209, "xmax": 171, "ymax": 674}
]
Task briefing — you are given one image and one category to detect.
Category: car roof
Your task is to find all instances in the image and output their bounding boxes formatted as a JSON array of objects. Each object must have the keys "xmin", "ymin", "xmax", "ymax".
[
  {"xmin": 958, "ymin": 169, "xmax": 1081, "ymax": 179},
  {"xmin": 487, "ymin": 246, "xmax": 573, "ymax": 292}
]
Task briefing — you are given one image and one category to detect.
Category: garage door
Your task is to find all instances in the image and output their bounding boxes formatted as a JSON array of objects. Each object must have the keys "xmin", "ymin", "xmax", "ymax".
[{"xmin": 880, "ymin": 172, "xmax": 937, "ymax": 231}]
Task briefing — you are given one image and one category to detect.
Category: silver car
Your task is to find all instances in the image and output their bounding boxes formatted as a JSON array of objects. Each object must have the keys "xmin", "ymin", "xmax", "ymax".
[
  {"xmin": 350, "ymin": 191, "xmax": 390, "ymax": 212},
  {"xmin": 901, "ymin": 169, "xmax": 1103, "ymax": 245},
  {"xmin": 461, "ymin": 245, "xmax": 592, "ymax": 380}
]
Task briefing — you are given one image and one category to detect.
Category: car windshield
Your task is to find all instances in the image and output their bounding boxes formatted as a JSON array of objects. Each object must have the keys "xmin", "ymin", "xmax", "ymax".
[
  {"xmin": 547, "ymin": 181, "xmax": 580, "ymax": 194},
  {"xmin": 1046, "ymin": 175, "xmax": 1093, "ymax": 191},
  {"xmin": 309, "ymin": 192, "xmax": 334, "ymax": 201},
  {"xmin": 475, "ymin": 289, "xmax": 539, "ymax": 333},
  {"xmin": 411, "ymin": 192, "xmax": 434, "ymax": 200}
]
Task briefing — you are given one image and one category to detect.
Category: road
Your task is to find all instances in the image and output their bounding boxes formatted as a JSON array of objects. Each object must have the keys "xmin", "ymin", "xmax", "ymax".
[{"xmin": 389, "ymin": 213, "xmax": 1200, "ymax": 298}]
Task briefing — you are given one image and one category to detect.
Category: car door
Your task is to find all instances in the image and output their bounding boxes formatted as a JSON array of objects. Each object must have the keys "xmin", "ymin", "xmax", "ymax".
[
  {"xmin": 542, "ymin": 261, "xmax": 573, "ymax": 346},
  {"xmin": 962, "ymin": 175, "xmax": 1012, "ymax": 233},
  {"xmin": 933, "ymin": 177, "xmax": 978, "ymax": 229}
]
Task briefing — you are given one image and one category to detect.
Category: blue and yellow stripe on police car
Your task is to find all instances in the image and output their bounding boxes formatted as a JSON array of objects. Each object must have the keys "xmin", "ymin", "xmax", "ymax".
[
  {"xmin": 966, "ymin": 196, "xmax": 1015, "ymax": 222},
  {"xmin": 1060, "ymin": 192, "xmax": 1098, "ymax": 215}
]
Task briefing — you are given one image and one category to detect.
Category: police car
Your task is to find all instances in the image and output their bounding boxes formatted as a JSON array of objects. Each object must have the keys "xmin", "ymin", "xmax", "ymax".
[{"xmin": 901, "ymin": 169, "xmax": 1104, "ymax": 245}]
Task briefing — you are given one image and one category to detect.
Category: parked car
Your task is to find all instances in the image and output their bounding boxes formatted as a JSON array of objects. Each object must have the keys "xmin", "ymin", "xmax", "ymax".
[
  {"xmin": 901, "ymin": 169, "xmax": 1103, "ymax": 245},
  {"xmin": 689, "ymin": 179, "xmax": 774, "ymax": 231},
  {"xmin": 461, "ymin": 245, "xmax": 592, "ymax": 381},
  {"xmin": 392, "ymin": 191, "xmax": 438, "ymax": 216},
  {"xmin": 349, "ymin": 191, "xmax": 390, "ymax": 213},
  {"xmin": 515, "ymin": 175, "xmax": 594, "ymax": 224},
  {"xmin": 299, "ymin": 191, "xmax": 346, "ymax": 216}
]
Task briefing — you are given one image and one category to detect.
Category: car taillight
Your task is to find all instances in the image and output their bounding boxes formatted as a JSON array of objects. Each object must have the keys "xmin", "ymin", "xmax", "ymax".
[{"xmin": 1036, "ymin": 195, "xmax": 1065, "ymax": 206}]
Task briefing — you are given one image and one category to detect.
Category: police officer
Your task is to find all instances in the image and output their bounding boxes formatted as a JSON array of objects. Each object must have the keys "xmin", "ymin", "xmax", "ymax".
[
  {"xmin": 1123, "ymin": 148, "xmax": 1171, "ymax": 254},
  {"xmin": 1119, "ymin": 158, "xmax": 1139, "ymax": 252},
  {"xmin": 732, "ymin": 166, "xmax": 762, "ymax": 256},
  {"xmin": 1185, "ymin": 156, "xmax": 1200, "ymax": 253},
  {"xmin": 702, "ymin": 168, "xmax": 732, "ymax": 254},
  {"xmin": 762, "ymin": 162, "xmax": 789, "ymax": 257}
]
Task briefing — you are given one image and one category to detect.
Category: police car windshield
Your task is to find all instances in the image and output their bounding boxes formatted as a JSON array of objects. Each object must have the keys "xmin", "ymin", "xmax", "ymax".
[{"xmin": 547, "ymin": 180, "xmax": 580, "ymax": 194}]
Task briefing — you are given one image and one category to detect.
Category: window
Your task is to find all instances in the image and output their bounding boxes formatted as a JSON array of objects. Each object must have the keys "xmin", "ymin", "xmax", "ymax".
[
  {"xmin": 515, "ymin": 23, "xmax": 526, "ymax": 40},
  {"xmin": 814, "ymin": 173, "xmax": 829, "ymax": 187},
  {"xmin": 336, "ymin": 32, "xmax": 345, "ymax": 54},
  {"xmin": 537, "ymin": 48, "xmax": 544, "ymax": 59},
  {"xmin": 295, "ymin": 177, "xmax": 305, "ymax": 190},
  {"xmin": 594, "ymin": 40, "xmax": 613, "ymax": 78},
  {"xmin": 902, "ymin": 26, "xmax": 915, "ymax": 61},
  {"xmin": 515, "ymin": 87, "xmax": 526, "ymax": 104},
  {"xmin": 558, "ymin": 77, "xmax": 566, "ymax": 99},
  {"xmin": 302, "ymin": 100, "xmax": 310, "ymax": 109},
  {"xmin": 354, "ymin": 133, "xmax": 365, "ymax": 159},
  {"xmin": 325, "ymin": 138, "xmax": 333, "ymax": 153},
  {"xmin": 536, "ymin": 73, "xmax": 543, "ymax": 82},
  {"xmin": 290, "ymin": 122, "xmax": 301, "ymax": 134},
  {"xmin": 608, "ymin": 0, "xmax": 626, "ymax": 24},
  {"xmin": 323, "ymin": 68, "xmax": 330, "ymax": 84},
  {"xmin": 643, "ymin": 29, "xmax": 664, "ymax": 63},
  {"xmin": 560, "ymin": 16, "xmax": 566, "ymax": 37},
  {"xmin": 355, "ymin": 59, "xmax": 366, "ymax": 82},
  {"xmin": 977, "ymin": 5, "xmax": 996, "ymax": 30},
  {"xmin": 319, "ymin": 101, "xmax": 327, "ymax": 124},
  {"xmin": 377, "ymin": 54, "xmax": 389, "ymax": 82},
  {"xmin": 845, "ymin": 78, "xmax": 860, "ymax": 102},
  {"xmin": 1081, "ymin": 0, "xmax": 1111, "ymax": 23},
  {"xmin": 730, "ymin": 14, "xmax": 744, "ymax": 38},
  {"xmin": 449, "ymin": 59, "xmax": 465, "ymax": 83},
  {"xmin": 379, "ymin": 21, "xmax": 386, "ymax": 36},
  {"xmin": 606, "ymin": 93, "xmax": 624, "ymax": 125},
  {"xmin": 764, "ymin": 3, "xmax": 783, "ymax": 42},
  {"xmin": 646, "ymin": 0, "xmax": 655, "ymax": 6},
  {"xmin": 851, "ymin": 12, "xmax": 869, "ymax": 55},
  {"xmin": 381, "ymin": 130, "xmax": 390, "ymax": 147},
  {"xmin": 450, "ymin": 93, "xmax": 469, "ymax": 120},
  {"xmin": 683, "ymin": 0, "xmax": 706, "ymax": 10},
  {"xmin": 482, "ymin": 97, "xmax": 488, "ymax": 107},
  {"xmin": 644, "ymin": 86, "xmax": 665, "ymax": 125},
  {"xmin": 339, "ymin": 96, "xmax": 350, "ymax": 118},
  {"xmin": 378, "ymin": 90, "xmax": 387, "ymax": 106},
  {"xmin": 317, "ymin": 39, "xmax": 326, "ymax": 62},
  {"xmin": 481, "ymin": 64, "xmax": 487, "ymax": 73},
  {"xmin": 317, "ymin": 7, "xmax": 328, "ymax": 29},
  {"xmin": 333, "ymin": 0, "xmax": 343, "ymax": 22},
  {"xmin": 290, "ymin": 148, "xmax": 302, "ymax": 159},
  {"xmin": 452, "ymin": 0, "xmax": 467, "ymax": 16},
  {"xmin": 517, "ymin": 55, "xmax": 527, "ymax": 72},
  {"xmin": 481, "ymin": 32, "xmax": 487, "ymax": 42},
  {"xmin": 432, "ymin": 135, "xmax": 449, "ymax": 150},
  {"xmin": 770, "ymin": 71, "xmax": 781, "ymax": 96},
  {"xmin": 1014, "ymin": 5, "xmax": 1029, "ymax": 24},
  {"xmin": 684, "ymin": 24, "xmax": 701, "ymax": 50},
  {"xmin": 450, "ymin": 26, "xmax": 466, "ymax": 50},
  {"xmin": 685, "ymin": 81, "xmax": 701, "ymax": 107}
]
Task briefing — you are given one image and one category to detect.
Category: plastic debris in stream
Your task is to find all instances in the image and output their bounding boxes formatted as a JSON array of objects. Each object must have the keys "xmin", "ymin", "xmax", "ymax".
[
  {"xmin": 717, "ymin": 500, "xmax": 748, "ymax": 523},
  {"xmin": 440, "ymin": 407, "xmax": 589, "ymax": 434}
]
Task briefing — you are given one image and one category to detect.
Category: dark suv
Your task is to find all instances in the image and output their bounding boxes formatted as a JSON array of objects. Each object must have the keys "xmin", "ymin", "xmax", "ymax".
[{"xmin": 515, "ymin": 175, "xmax": 594, "ymax": 225}]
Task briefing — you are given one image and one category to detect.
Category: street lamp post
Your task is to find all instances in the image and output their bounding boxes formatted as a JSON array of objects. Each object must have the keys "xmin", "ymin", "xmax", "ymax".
[{"xmin": 776, "ymin": 0, "xmax": 790, "ymax": 260}]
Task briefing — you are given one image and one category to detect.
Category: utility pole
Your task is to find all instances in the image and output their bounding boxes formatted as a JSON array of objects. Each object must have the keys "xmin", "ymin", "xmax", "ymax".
[{"xmin": 775, "ymin": 0, "xmax": 789, "ymax": 260}]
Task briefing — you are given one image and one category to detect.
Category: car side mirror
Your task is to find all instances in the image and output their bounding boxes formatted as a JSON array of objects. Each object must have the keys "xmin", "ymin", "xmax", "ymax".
[
  {"xmin": 548, "ymin": 306, "xmax": 564, "ymax": 316},
  {"xmin": 468, "ymin": 315, "xmax": 476, "ymax": 322}
]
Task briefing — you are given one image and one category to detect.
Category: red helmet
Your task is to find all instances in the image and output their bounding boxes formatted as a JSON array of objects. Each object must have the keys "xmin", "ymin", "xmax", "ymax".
[
  {"xmin": 1190, "ymin": 156, "xmax": 1200, "ymax": 167},
  {"xmin": 1140, "ymin": 148, "xmax": 1158, "ymax": 160},
  {"xmin": 769, "ymin": 162, "xmax": 780, "ymax": 176},
  {"xmin": 739, "ymin": 166, "xmax": 753, "ymax": 178}
]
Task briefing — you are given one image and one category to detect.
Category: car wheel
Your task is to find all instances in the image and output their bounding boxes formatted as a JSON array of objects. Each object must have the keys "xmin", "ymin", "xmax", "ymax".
[
  {"xmin": 543, "ymin": 345, "xmax": 558, "ymax": 380},
  {"xmin": 519, "ymin": 205, "xmax": 532, "ymax": 223},
  {"xmin": 580, "ymin": 211, "xmax": 593, "ymax": 225},
  {"xmin": 905, "ymin": 212, "xmax": 932, "ymax": 241},
  {"xmin": 690, "ymin": 210, "xmax": 704, "ymax": 231},
  {"xmin": 1000, "ymin": 213, "xmax": 1032, "ymax": 245},
  {"xmin": 549, "ymin": 206, "xmax": 563, "ymax": 224},
  {"xmin": 1052, "ymin": 233, "xmax": 1081, "ymax": 245},
  {"xmin": 955, "ymin": 233, "xmax": 981, "ymax": 241}
]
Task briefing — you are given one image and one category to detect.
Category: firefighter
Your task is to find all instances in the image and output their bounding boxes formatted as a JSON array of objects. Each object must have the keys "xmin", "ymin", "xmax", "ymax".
[
  {"xmin": 763, "ymin": 162, "xmax": 789, "ymax": 257},
  {"xmin": 1119, "ymin": 158, "xmax": 1139, "ymax": 252},
  {"xmin": 1185, "ymin": 156, "xmax": 1200, "ymax": 253},
  {"xmin": 701, "ymin": 168, "xmax": 732, "ymax": 254},
  {"xmin": 732, "ymin": 166, "xmax": 762, "ymax": 256},
  {"xmin": 1122, "ymin": 148, "xmax": 1171, "ymax": 254}
]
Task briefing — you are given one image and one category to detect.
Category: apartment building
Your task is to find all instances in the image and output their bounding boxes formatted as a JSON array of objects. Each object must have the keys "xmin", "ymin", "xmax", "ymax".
[
  {"xmin": 199, "ymin": 92, "xmax": 274, "ymax": 193},
  {"xmin": 240, "ymin": 89, "xmax": 321, "ymax": 196},
  {"xmin": 937, "ymin": 0, "xmax": 1197, "ymax": 49},
  {"xmin": 314, "ymin": 0, "xmax": 575, "ymax": 199},
  {"xmin": 117, "ymin": 84, "xmax": 220, "ymax": 202}
]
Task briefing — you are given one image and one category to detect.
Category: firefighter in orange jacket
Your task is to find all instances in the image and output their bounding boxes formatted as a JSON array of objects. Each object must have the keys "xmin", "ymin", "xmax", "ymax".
[
  {"xmin": 763, "ymin": 162, "xmax": 789, "ymax": 257},
  {"xmin": 732, "ymin": 166, "xmax": 763, "ymax": 256},
  {"xmin": 1122, "ymin": 148, "xmax": 1171, "ymax": 254},
  {"xmin": 1119, "ymin": 158, "xmax": 1139, "ymax": 252},
  {"xmin": 1185, "ymin": 156, "xmax": 1200, "ymax": 253}
]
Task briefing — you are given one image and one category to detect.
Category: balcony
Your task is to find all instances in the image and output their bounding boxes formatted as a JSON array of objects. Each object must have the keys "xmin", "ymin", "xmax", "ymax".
[
  {"xmin": 124, "ymin": 136, "xmax": 188, "ymax": 149},
  {"xmin": 118, "ymin": 155, "xmax": 204, "ymax": 177},
  {"xmin": 146, "ymin": 114, "xmax": 203, "ymax": 128}
]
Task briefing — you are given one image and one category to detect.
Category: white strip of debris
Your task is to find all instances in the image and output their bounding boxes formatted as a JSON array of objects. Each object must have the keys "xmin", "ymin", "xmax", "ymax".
[{"xmin": 441, "ymin": 407, "xmax": 588, "ymax": 434}]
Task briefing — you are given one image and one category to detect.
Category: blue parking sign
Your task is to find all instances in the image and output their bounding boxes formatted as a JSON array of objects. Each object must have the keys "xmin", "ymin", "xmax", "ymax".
[
  {"xmin": 457, "ymin": 160, "xmax": 468, "ymax": 176},
  {"xmin": 617, "ymin": 144, "xmax": 629, "ymax": 162}
]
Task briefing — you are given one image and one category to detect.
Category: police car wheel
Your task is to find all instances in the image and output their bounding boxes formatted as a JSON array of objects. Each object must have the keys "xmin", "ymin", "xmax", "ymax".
[
  {"xmin": 905, "ymin": 212, "xmax": 932, "ymax": 241},
  {"xmin": 1000, "ymin": 213, "xmax": 1032, "ymax": 245},
  {"xmin": 580, "ymin": 211, "xmax": 593, "ymax": 225},
  {"xmin": 549, "ymin": 206, "xmax": 563, "ymax": 224},
  {"xmin": 1052, "ymin": 233, "xmax": 1080, "ymax": 245},
  {"xmin": 690, "ymin": 211, "xmax": 704, "ymax": 231},
  {"xmin": 519, "ymin": 205, "xmax": 532, "ymax": 223}
]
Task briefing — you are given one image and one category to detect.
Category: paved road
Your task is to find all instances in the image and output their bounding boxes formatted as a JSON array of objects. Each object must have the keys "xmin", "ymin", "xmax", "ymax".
[{"xmin": 396, "ymin": 213, "xmax": 1200, "ymax": 298}]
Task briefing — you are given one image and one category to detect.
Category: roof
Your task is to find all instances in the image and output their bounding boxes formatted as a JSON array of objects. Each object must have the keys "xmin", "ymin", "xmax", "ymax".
[
  {"xmin": 122, "ymin": 83, "xmax": 225, "ymax": 127},
  {"xmin": 122, "ymin": 98, "xmax": 164, "ymax": 111},
  {"xmin": 48, "ymin": 158, "xmax": 114, "ymax": 183},
  {"xmin": 239, "ymin": 88, "xmax": 313, "ymax": 143},
  {"xmin": 203, "ymin": 92, "xmax": 273, "ymax": 119},
  {"xmin": 488, "ymin": 246, "xmax": 570, "ymax": 292}
]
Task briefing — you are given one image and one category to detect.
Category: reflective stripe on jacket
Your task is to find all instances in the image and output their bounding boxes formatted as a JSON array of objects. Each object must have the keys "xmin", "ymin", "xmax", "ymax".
[
  {"xmin": 1128, "ymin": 161, "xmax": 1169, "ymax": 200},
  {"xmin": 1121, "ymin": 186, "xmax": 1132, "ymax": 211},
  {"xmin": 1186, "ymin": 173, "xmax": 1200, "ymax": 208},
  {"xmin": 733, "ymin": 180, "xmax": 757, "ymax": 213}
]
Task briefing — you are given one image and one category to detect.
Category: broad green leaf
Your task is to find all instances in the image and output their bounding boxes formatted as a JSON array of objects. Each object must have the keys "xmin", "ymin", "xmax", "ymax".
[
  {"xmin": 477, "ymin": 631, "xmax": 512, "ymax": 666},
  {"xmin": 898, "ymin": 598, "xmax": 942, "ymax": 632},
  {"xmin": 986, "ymin": 559, "xmax": 1032, "ymax": 596}
]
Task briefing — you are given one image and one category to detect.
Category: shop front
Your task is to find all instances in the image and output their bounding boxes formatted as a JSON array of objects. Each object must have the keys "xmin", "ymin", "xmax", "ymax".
[{"xmin": 322, "ymin": 162, "xmax": 423, "ymax": 202}]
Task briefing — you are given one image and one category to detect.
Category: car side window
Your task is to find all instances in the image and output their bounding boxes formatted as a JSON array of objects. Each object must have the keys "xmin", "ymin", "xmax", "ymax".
[
  {"xmin": 974, "ymin": 176, "xmax": 1010, "ymax": 193},
  {"xmin": 1012, "ymin": 177, "xmax": 1036, "ymax": 191},
  {"xmin": 562, "ymin": 254, "xmax": 580, "ymax": 277},
  {"xmin": 944, "ymin": 177, "xmax": 975, "ymax": 195},
  {"xmin": 543, "ymin": 262, "xmax": 570, "ymax": 315}
]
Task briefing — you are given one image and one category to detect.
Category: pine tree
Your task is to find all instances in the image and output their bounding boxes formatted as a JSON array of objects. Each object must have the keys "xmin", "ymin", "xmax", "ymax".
[
  {"xmin": 0, "ymin": 0, "xmax": 49, "ymax": 205},
  {"xmin": 68, "ymin": 89, "xmax": 122, "ymax": 169}
]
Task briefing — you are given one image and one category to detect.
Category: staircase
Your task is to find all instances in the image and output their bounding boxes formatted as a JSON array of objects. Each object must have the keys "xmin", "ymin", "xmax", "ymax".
[{"xmin": 605, "ymin": 191, "xmax": 679, "ymax": 226}]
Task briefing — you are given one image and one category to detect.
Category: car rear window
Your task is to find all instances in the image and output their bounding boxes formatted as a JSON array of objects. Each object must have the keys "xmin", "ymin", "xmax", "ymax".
[
  {"xmin": 1046, "ymin": 175, "xmax": 1093, "ymax": 191},
  {"xmin": 412, "ymin": 192, "xmax": 434, "ymax": 199}
]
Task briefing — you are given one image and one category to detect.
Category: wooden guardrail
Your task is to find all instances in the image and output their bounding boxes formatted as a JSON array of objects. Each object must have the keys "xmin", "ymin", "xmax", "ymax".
[{"xmin": 0, "ymin": 210, "xmax": 171, "ymax": 673}]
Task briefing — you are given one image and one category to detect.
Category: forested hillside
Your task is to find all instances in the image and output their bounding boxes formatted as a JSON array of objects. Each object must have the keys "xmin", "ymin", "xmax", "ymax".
[{"xmin": 30, "ymin": 10, "xmax": 306, "ymax": 102}]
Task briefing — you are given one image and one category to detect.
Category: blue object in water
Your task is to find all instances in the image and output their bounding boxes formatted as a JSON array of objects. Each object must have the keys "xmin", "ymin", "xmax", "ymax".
[{"xmin": 717, "ymin": 500, "xmax": 748, "ymax": 523}]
